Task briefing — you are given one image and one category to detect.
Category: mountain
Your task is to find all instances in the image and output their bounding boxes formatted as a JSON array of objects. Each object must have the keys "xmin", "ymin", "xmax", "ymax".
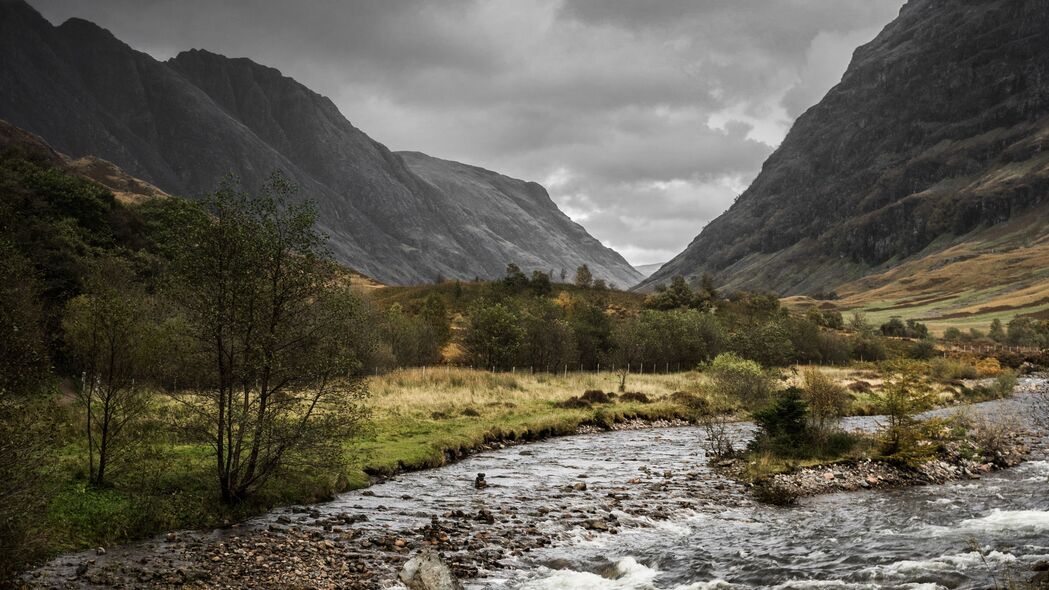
[
  {"xmin": 634, "ymin": 262, "xmax": 666, "ymax": 279},
  {"xmin": 0, "ymin": 1, "xmax": 641, "ymax": 287},
  {"xmin": 642, "ymin": 0, "xmax": 1049, "ymax": 304},
  {"xmin": 397, "ymin": 152, "xmax": 641, "ymax": 287}
]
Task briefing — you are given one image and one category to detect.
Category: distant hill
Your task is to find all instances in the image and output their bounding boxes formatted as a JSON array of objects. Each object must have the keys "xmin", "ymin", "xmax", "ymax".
[
  {"xmin": 642, "ymin": 0, "xmax": 1049, "ymax": 320},
  {"xmin": 634, "ymin": 262, "xmax": 666, "ymax": 279},
  {"xmin": 0, "ymin": 0, "xmax": 640, "ymax": 287}
]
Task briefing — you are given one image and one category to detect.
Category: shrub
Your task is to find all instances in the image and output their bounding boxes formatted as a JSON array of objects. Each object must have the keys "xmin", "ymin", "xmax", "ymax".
[
  {"xmin": 991, "ymin": 370, "xmax": 1018, "ymax": 398},
  {"xmin": 802, "ymin": 369, "xmax": 849, "ymax": 438},
  {"xmin": 908, "ymin": 339, "xmax": 937, "ymax": 360},
  {"xmin": 975, "ymin": 357, "xmax": 1002, "ymax": 377},
  {"xmin": 619, "ymin": 391, "xmax": 651, "ymax": 404},
  {"xmin": 851, "ymin": 335, "xmax": 887, "ymax": 362},
  {"xmin": 706, "ymin": 353, "xmax": 776, "ymax": 409},
  {"xmin": 580, "ymin": 390, "xmax": 611, "ymax": 404},
  {"xmin": 750, "ymin": 387, "xmax": 810, "ymax": 456},
  {"xmin": 930, "ymin": 358, "xmax": 978, "ymax": 380},
  {"xmin": 877, "ymin": 372, "xmax": 935, "ymax": 460}
]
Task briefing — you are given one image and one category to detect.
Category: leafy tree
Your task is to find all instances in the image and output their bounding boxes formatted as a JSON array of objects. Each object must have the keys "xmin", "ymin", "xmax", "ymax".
[
  {"xmin": 567, "ymin": 297, "xmax": 611, "ymax": 369},
  {"xmin": 877, "ymin": 372, "xmax": 934, "ymax": 458},
  {"xmin": 516, "ymin": 298, "xmax": 575, "ymax": 371},
  {"xmin": 63, "ymin": 259, "xmax": 159, "ymax": 486},
  {"xmin": 943, "ymin": 327, "xmax": 962, "ymax": 341},
  {"xmin": 592, "ymin": 278, "xmax": 608, "ymax": 291},
  {"xmin": 502, "ymin": 263, "xmax": 529, "ymax": 292},
  {"xmin": 463, "ymin": 302, "xmax": 522, "ymax": 370},
  {"xmin": 574, "ymin": 264, "xmax": 593, "ymax": 288},
  {"xmin": 0, "ymin": 241, "xmax": 49, "ymax": 396},
  {"xmin": 168, "ymin": 173, "xmax": 370, "ymax": 502},
  {"xmin": 802, "ymin": 368, "xmax": 849, "ymax": 439},
  {"xmin": 707, "ymin": 353, "xmax": 775, "ymax": 410},
  {"xmin": 989, "ymin": 318, "xmax": 1006, "ymax": 342},
  {"xmin": 529, "ymin": 270, "xmax": 553, "ymax": 297}
]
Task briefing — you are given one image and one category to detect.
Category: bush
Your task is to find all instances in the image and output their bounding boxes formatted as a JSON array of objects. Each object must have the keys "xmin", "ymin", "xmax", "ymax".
[
  {"xmin": 802, "ymin": 369, "xmax": 849, "ymax": 438},
  {"xmin": 908, "ymin": 339, "xmax": 937, "ymax": 360},
  {"xmin": 706, "ymin": 353, "xmax": 776, "ymax": 409},
  {"xmin": 851, "ymin": 335, "xmax": 887, "ymax": 362},
  {"xmin": 975, "ymin": 357, "xmax": 1002, "ymax": 377},
  {"xmin": 750, "ymin": 387, "xmax": 810, "ymax": 456},
  {"xmin": 930, "ymin": 358, "xmax": 978, "ymax": 380},
  {"xmin": 991, "ymin": 370, "xmax": 1018, "ymax": 398}
]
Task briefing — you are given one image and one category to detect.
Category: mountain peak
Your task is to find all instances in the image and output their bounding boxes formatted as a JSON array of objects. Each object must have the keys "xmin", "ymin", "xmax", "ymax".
[{"xmin": 642, "ymin": 0, "xmax": 1049, "ymax": 296}]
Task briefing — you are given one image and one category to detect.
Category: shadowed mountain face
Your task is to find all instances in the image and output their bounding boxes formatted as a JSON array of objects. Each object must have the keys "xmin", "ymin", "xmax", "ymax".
[
  {"xmin": 643, "ymin": 0, "xmax": 1049, "ymax": 295},
  {"xmin": 0, "ymin": 1, "xmax": 641, "ymax": 287}
]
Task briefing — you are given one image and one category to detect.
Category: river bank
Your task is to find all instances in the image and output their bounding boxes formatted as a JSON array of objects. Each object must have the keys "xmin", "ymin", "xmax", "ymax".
[{"xmin": 24, "ymin": 379, "xmax": 1049, "ymax": 590}]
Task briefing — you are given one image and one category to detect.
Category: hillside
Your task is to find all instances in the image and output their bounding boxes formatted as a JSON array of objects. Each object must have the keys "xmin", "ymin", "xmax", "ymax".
[
  {"xmin": 0, "ymin": 0, "xmax": 639, "ymax": 286},
  {"xmin": 643, "ymin": 0, "xmax": 1049, "ymax": 308}
]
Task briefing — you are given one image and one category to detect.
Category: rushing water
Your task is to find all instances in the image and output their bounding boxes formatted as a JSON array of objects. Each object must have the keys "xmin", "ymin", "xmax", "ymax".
[
  {"xmin": 29, "ymin": 380, "xmax": 1049, "ymax": 589},
  {"xmin": 333, "ymin": 382, "xmax": 1046, "ymax": 590}
]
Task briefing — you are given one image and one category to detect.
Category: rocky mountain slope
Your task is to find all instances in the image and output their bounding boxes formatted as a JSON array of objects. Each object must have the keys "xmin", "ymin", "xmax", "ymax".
[
  {"xmin": 643, "ymin": 0, "xmax": 1049, "ymax": 298},
  {"xmin": 398, "ymin": 152, "xmax": 641, "ymax": 288},
  {"xmin": 0, "ymin": 0, "xmax": 640, "ymax": 286}
]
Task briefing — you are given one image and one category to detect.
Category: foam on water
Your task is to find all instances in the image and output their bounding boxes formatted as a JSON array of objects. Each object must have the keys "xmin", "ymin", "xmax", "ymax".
[{"xmin": 953, "ymin": 510, "xmax": 1049, "ymax": 534}]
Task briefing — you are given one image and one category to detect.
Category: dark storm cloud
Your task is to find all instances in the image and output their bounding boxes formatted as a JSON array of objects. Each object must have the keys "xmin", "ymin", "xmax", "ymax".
[{"xmin": 32, "ymin": 0, "xmax": 905, "ymax": 266}]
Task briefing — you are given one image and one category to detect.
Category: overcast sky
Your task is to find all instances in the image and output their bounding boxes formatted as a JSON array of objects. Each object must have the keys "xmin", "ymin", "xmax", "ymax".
[{"xmin": 34, "ymin": 0, "xmax": 905, "ymax": 266}]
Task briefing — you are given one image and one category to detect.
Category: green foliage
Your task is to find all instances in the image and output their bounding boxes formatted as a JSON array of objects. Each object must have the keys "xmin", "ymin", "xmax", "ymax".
[
  {"xmin": 802, "ymin": 368, "xmax": 849, "ymax": 437},
  {"xmin": 707, "ymin": 353, "xmax": 775, "ymax": 409},
  {"xmin": 515, "ymin": 298, "xmax": 576, "ymax": 370},
  {"xmin": 877, "ymin": 372, "xmax": 935, "ymax": 460},
  {"xmin": 167, "ymin": 173, "xmax": 371, "ymax": 502},
  {"xmin": 929, "ymin": 357, "xmax": 978, "ymax": 380},
  {"xmin": 880, "ymin": 317, "xmax": 929, "ymax": 339},
  {"xmin": 573, "ymin": 264, "xmax": 593, "ymax": 288},
  {"xmin": 750, "ymin": 387, "xmax": 810, "ymax": 456},
  {"xmin": 643, "ymin": 276, "xmax": 714, "ymax": 311},
  {"xmin": 989, "ymin": 318, "xmax": 1006, "ymax": 342},
  {"xmin": 567, "ymin": 297, "xmax": 612, "ymax": 368},
  {"xmin": 0, "ymin": 241, "xmax": 50, "ymax": 396},
  {"xmin": 464, "ymin": 302, "xmax": 523, "ymax": 370}
]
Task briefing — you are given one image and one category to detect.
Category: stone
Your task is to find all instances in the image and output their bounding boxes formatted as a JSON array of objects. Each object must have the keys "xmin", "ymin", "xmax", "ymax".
[{"xmin": 398, "ymin": 549, "xmax": 464, "ymax": 590}]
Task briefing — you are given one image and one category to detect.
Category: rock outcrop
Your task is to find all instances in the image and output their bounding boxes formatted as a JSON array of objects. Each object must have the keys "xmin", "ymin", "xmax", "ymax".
[
  {"xmin": 643, "ymin": 0, "xmax": 1049, "ymax": 295},
  {"xmin": 0, "ymin": 0, "xmax": 640, "ymax": 286}
]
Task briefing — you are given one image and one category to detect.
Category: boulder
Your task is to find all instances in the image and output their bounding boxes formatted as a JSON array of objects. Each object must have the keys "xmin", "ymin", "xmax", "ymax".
[{"xmin": 398, "ymin": 549, "xmax": 464, "ymax": 590}]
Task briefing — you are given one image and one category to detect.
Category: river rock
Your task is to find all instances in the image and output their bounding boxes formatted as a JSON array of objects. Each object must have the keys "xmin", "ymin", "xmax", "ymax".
[{"xmin": 399, "ymin": 549, "xmax": 464, "ymax": 590}]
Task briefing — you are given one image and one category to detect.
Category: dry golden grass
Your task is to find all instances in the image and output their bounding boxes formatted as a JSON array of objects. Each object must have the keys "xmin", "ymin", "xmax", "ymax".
[
  {"xmin": 785, "ymin": 211, "xmax": 1049, "ymax": 335},
  {"xmin": 368, "ymin": 367, "xmax": 708, "ymax": 418}
]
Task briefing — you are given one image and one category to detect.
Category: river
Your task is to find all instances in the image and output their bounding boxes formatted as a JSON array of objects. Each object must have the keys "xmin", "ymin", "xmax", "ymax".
[{"xmin": 27, "ymin": 379, "xmax": 1049, "ymax": 589}]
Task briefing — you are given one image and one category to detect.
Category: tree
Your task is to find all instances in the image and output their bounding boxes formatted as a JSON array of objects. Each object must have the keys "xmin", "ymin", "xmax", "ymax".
[
  {"xmin": 516, "ymin": 298, "xmax": 575, "ymax": 371},
  {"xmin": 529, "ymin": 270, "xmax": 553, "ymax": 297},
  {"xmin": 574, "ymin": 264, "xmax": 593, "ymax": 288},
  {"xmin": 463, "ymin": 302, "xmax": 522, "ymax": 370},
  {"xmin": 802, "ymin": 368, "xmax": 849, "ymax": 440},
  {"xmin": 63, "ymin": 259, "xmax": 158, "ymax": 486},
  {"xmin": 0, "ymin": 241, "xmax": 49, "ymax": 396},
  {"xmin": 168, "ymin": 173, "xmax": 370, "ymax": 503},
  {"xmin": 592, "ymin": 278, "xmax": 608, "ymax": 291},
  {"xmin": 502, "ymin": 263, "xmax": 529, "ymax": 292},
  {"xmin": 567, "ymin": 297, "xmax": 611, "ymax": 369},
  {"xmin": 877, "ymin": 372, "xmax": 934, "ymax": 458},
  {"xmin": 751, "ymin": 387, "xmax": 809, "ymax": 455},
  {"xmin": 559, "ymin": 267, "xmax": 567, "ymax": 282},
  {"xmin": 707, "ymin": 353, "xmax": 775, "ymax": 410},
  {"xmin": 989, "ymin": 318, "xmax": 1006, "ymax": 342},
  {"xmin": 419, "ymin": 294, "xmax": 451, "ymax": 357}
]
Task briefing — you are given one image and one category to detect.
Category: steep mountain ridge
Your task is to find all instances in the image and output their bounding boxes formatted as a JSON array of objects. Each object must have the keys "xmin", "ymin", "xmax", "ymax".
[
  {"xmin": 0, "ymin": 0, "xmax": 641, "ymax": 286},
  {"xmin": 399, "ymin": 151, "xmax": 642, "ymax": 287},
  {"xmin": 643, "ymin": 0, "xmax": 1049, "ymax": 297}
]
